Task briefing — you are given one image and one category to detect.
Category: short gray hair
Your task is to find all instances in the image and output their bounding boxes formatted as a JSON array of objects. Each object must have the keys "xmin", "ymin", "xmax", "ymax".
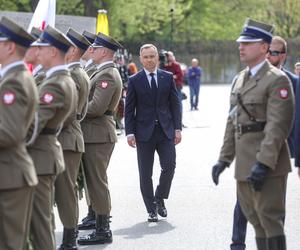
[{"xmin": 139, "ymin": 44, "xmax": 158, "ymax": 55}]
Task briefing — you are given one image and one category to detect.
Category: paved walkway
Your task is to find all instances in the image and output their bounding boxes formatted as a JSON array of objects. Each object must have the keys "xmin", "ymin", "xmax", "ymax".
[{"xmin": 55, "ymin": 84, "xmax": 300, "ymax": 249}]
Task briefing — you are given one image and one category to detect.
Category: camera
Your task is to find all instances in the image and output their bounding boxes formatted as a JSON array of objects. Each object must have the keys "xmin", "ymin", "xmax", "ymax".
[{"xmin": 159, "ymin": 49, "xmax": 169, "ymax": 70}]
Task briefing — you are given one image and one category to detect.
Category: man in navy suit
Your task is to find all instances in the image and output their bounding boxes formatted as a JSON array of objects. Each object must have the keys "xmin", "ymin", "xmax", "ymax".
[{"xmin": 125, "ymin": 44, "xmax": 182, "ymax": 222}]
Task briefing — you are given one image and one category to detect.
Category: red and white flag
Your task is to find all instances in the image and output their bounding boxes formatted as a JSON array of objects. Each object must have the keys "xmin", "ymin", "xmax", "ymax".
[{"xmin": 27, "ymin": 0, "xmax": 56, "ymax": 32}]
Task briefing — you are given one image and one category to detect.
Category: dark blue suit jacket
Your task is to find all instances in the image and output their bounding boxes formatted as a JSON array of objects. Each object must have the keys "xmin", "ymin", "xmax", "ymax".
[
  {"xmin": 292, "ymin": 71, "xmax": 300, "ymax": 165},
  {"xmin": 125, "ymin": 69, "xmax": 182, "ymax": 142},
  {"xmin": 283, "ymin": 69, "xmax": 298, "ymax": 158}
]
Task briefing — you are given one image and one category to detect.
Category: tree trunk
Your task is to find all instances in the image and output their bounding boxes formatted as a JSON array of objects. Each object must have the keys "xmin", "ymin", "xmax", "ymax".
[{"xmin": 82, "ymin": 0, "xmax": 109, "ymax": 17}]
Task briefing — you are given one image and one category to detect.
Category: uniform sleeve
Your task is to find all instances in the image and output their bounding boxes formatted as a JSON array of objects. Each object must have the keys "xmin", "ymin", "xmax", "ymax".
[
  {"xmin": 257, "ymin": 75, "xmax": 295, "ymax": 169},
  {"xmin": 37, "ymin": 82, "xmax": 65, "ymax": 134},
  {"xmin": 218, "ymin": 78, "xmax": 238, "ymax": 164},
  {"xmin": 124, "ymin": 77, "xmax": 137, "ymax": 135},
  {"xmin": 218, "ymin": 115, "xmax": 236, "ymax": 164},
  {"xmin": 0, "ymin": 81, "xmax": 28, "ymax": 147},
  {"xmin": 86, "ymin": 72, "xmax": 116, "ymax": 118}
]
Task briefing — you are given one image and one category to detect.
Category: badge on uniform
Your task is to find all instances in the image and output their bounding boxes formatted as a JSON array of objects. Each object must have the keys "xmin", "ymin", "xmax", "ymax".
[
  {"xmin": 2, "ymin": 91, "xmax": 16, "ymax": 105},
  {"xmin": 278, "ymin": 88, "xmax": 288, "ymax": 99},
  {"xmin": 99, "ymin": 81, "xmax": 109, "ymax": 89},
  {"xmin": 42, "ymin": 92, "xmax": 54, "ymax": 103}
]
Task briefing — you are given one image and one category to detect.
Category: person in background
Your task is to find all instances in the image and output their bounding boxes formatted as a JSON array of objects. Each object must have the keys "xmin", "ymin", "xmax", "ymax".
[
  {"xmin": 267, "ymin": 35, "xmax": 298, "ymax": 158},
  {"xmin": 115, "ymin": 54, "xmax": 128, "ymax": 132},
  {"xmin": 187, "ymin": 58, "xmax": 202, "ymax": 110},
  {"xmin": 128, "ymin": 59, "xmax": 138, "ymax": 76},
  {"xmin": 165, "ymin": 51, "xmax": 185, "ymax": 127},
  {"xmin": 294, "ymin": 62, "xmax": 300, "ymax": 76}
]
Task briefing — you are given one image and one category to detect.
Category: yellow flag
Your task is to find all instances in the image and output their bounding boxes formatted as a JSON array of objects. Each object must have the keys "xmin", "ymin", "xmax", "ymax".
[{"xmin": 96, "ymin": 9, "xmax": 109, "ymax": 35}]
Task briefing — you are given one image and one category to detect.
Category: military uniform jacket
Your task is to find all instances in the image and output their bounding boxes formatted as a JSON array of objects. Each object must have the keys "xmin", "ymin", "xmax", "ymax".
[
  {"xmin": 0, "ymin": 63, "xmax": 38, "ymax": 190},
  {"xmin": 28, "ymin": 67, "xmax": 77, "ymax": 175},
  {"xmin": 219, "ymin": 61, "xmax": 294, "ymax": 181},
  {"xmin": 57, "ymin": 62, "xmax": 89, "ymax": 153},
  {"xmin": 81, "ymin": 61, "xmax": 122, "ymax": 143},
  {"xmin": 33, "ymin": 64, "xmax": 46, "ymax": 87},
  {"xmin": 85, "ymin": 60, "xmax": 98, "ymax": 78}
]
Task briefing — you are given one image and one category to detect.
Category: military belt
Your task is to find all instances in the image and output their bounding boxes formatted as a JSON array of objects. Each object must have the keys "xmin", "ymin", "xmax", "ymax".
[
  {"xmin": 236, "ymin": 122, "xmax": 266, "ymax": 135},
  {"xmin": 104, "ymin": 110, "xmax": 113, "ymax": 116},
  {"xmin": 40, "ymin": 127, "xmax": 58, "ymax": 135}
]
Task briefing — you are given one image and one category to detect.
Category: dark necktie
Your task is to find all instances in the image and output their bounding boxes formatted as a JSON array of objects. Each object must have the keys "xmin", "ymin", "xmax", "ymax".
[
  {"xmin": 244, "ymin": 70, "xmax": 252, "ymax": 84},
  {"xmin": 150, "ymin": 72, "xmax": 157, "ymax": 101}
]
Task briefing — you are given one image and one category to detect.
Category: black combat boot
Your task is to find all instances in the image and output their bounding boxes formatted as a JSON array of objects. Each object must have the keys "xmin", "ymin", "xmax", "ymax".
[
  {"xmin": 77, "ymin": 205, "xmax": 95, "ymax": 230},
  {"xmin": 266, "ymin": 235, "xmax": 286, "ymax": 250},
  {"xmin": 58, "ymin": 228, "xmax": 78, "ymax": 250},
  {"xmin": 77, "ymin": 215, "xmax": 112, "ymax": 245},
  {"xmin": 256, "ymin": 237, "xmax": 267, "ymax": 250}
]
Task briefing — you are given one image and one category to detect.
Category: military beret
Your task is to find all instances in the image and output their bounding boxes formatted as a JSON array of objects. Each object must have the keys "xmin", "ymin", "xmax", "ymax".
[
  {"xmin": 92, "ymin": 32, "xmax": 123, "ymax": 51},
  {"xmin": 82, "ymin": 30, "xmax": 96, "ymax": 44},
  {"xmin": 0, "ymin": 17, "xmax": 35, "ymax": 47},
  {"xmin": 236, "ymin": 18, "xmax": 274, "ymax": 44},
  {"xmin": 66, "ymin": 28, "xmax": 91, "ymax": 51},
  {"xmin": 30, "ymin": 27, "xmax": 42, "ymax": 40},
  {"xmin": 31, "ymin": 25, "xmax": 75, "ymax": 52}
]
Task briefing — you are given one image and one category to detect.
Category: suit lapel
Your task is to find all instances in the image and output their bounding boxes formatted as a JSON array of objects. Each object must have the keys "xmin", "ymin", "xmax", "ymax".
[{"xmin": 241, "ymin": 61, "xmax": 269, "ymax": 95}]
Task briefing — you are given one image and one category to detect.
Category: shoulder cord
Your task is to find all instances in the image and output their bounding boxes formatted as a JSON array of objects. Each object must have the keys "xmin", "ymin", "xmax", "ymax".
[{"xmin": 237, "ymin": 93, "xmax": 256, "ymax": 122}]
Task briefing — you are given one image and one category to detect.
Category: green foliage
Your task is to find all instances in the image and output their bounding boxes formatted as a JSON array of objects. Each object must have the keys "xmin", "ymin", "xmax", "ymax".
[
  {"xmin": 1, "ymin": 0, "xmax": 300, "ymax": 41},
  {"xmin": 57, "ymin": 0, "xmax": 84, "ymax": 16},
  {"xmin": 0, "ymin": 0, "xmax": 19, "ymax": 11}
]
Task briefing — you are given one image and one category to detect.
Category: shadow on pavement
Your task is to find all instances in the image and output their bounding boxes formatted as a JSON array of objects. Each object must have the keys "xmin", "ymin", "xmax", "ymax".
[{"xmin": 113, "ymin": 220, "xmax": 175, "ymax": 239}]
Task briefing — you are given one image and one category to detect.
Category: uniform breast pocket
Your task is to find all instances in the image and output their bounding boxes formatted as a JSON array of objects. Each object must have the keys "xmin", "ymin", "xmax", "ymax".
[{"xmin": 243, "ymin": 96, "xmax": 266, "ymax": 119}]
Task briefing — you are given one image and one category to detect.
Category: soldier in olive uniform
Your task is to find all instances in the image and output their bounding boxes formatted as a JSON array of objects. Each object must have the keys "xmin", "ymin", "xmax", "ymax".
[
  {"xmin": 0, "ymin": 17, "xmax": 38, "ymax": 250},
  {"xmin": 82, "ymin": 30, "xmax": 98, "ymax": 77},
  {"xmin": 25, "ymin": 27, "xmax": 46, "ymax": 87},
  {"xmin": 77, "ymin": 30, "xmax": 98, "ymax": 231},
  {"xmin": 27, "ymin": 25, "xmax": 77, "ymax": 250},
  {"xmin": 78, "ymin": 33, "xmax": 123, "ymax": 245},
  {"xmin": 55, "ymin": 27, "xmax": 91, "ymax": 249},
  {"xmin": 212, "ymin": 19, "xmax": 294, "ymax": 250}
]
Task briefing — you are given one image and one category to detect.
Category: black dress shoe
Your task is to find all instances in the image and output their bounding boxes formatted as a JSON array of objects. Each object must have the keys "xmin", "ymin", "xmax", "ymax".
[
  {"xmin": 147, "ymin": 211, "xmax": 158, "ymax": 222},
  {"xmin": 156, "ymin": 199, "xmax": 167, "ymax": 217}
]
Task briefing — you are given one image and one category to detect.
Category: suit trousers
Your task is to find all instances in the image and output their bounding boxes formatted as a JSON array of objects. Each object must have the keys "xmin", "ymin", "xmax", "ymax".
[
  {"xmin": 31, "ymin": 175, "xmax": 56, "ymax": 250},
  {"xmin": 237, "ymin": 176, "xmax": 287, "ymax": 238},
  {"xmin": 230, "ymin": 199, "xmax": 247, "ymax": 250},
  {"xmin": 82, "ymin": 142, "xmax": 115, "ymax": 215},
  {"xmin": 136, "ymin": 123, "xmax": 176, "ymax": 213},
  {"xmin": 55, "ymin": 150, "xmax": 82, "ymax": 228},
  {"xmin": 0, "ymin": 186, "xmax": 34, "ymax": 250}
]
